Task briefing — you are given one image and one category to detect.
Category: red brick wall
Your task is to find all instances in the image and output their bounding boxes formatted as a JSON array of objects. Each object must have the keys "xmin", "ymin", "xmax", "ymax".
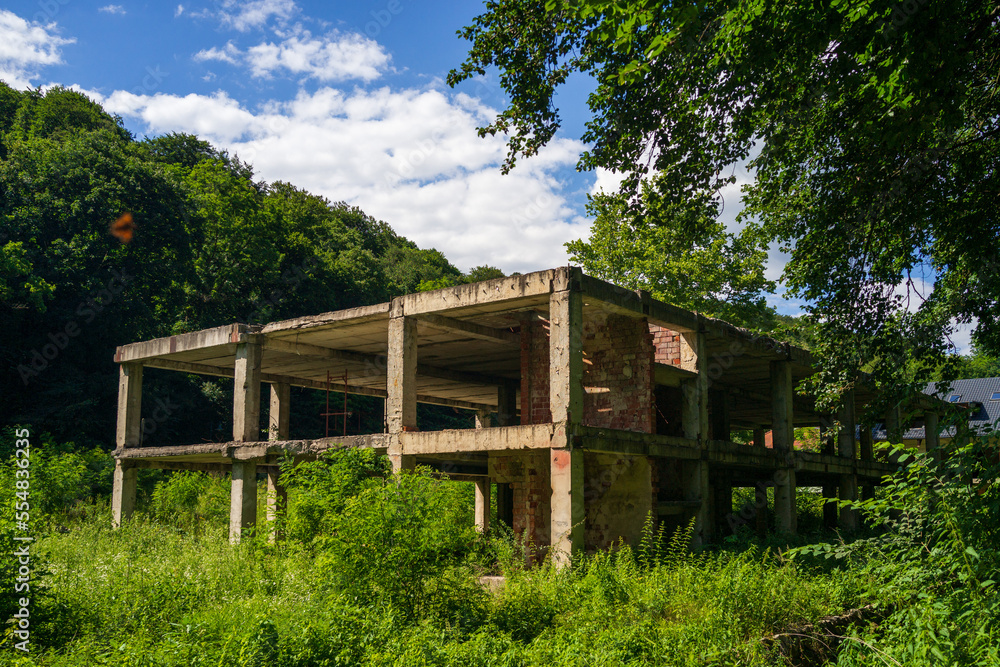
[
  {"xmin": 520, "ymin": 316, "xmax": 551, "ymax": 425},
  {"xmin": 519, "ymin": 311, "xmax": 657, "ymax": 434},
  {"xmin": 581, "ymin": 313, "xmax": 655, "ymax": 433},
  {"xmin": 490, "ymin": 451, "xmax": 551, "ymax": 561},
  {"xmin": 649, "ymin": 323, "xmax": 682, "ymax": 366}
]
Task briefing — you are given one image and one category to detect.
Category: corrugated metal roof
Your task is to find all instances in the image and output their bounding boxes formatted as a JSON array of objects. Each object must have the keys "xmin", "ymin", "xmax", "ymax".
[{"xmin": 873, "ymin": 377, "xmax": 1000, "ymax": 441}]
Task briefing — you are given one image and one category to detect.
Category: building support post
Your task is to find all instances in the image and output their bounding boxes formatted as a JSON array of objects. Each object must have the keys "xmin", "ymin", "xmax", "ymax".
[
  {"xmin": 475, "ymin": 408, "xmax": 491, "ymax": 429},
  {"xmin": 753, "ymin": 427, "xmax": 767, "ymax": 449},
  {"xmin": 387, "ymin": 305, "xmax": 417, "ymax": 472},
  {"xmin": 925, "ymin": 410, "xmax": 940, "ymax": 459},
  {"xmin": 680, "ymin": 328, "xmax": 712, "ymax": 545},
  {"xmin": 230, "ymin": 339, "xmax": 262, "ymax": 544},
  {"xmin": 474, "ymin": 479, "xmax": 490, "ymax": 533},
  {"xmin": 838, "ymin": 391, "xmax": 859, "ymax": 533},
  {"xmin": 266, "ymin": 382, "xmax": 290, "ymax": 543},
  {"xmin": 497, "ymin": 381, "xmax": 518, "ymax": 427},
  {"xmin": 113, "ymin": 363, "xmax": 142, "ymax": 527},
  {"xmin": 770, "ymin": 359, "xmax": 797, "ymax": 534},
  {"xmin": 549, "ymin": 287, "xmax": 584, "ymax": 566}
]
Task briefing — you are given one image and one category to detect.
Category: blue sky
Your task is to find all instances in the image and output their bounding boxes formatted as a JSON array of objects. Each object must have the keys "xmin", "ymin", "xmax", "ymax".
[{"xmin": 0, "ymin": 0, "xmax": 976, "ymax": 351}]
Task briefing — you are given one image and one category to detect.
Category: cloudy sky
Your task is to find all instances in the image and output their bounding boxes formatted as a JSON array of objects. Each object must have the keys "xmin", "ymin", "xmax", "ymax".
[{"xmin": 0, "ymin": 1, "xmax": 976, "ymax": 351}]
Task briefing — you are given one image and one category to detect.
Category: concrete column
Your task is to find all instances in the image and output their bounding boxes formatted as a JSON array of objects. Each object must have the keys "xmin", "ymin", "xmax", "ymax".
[
  {"xmin": 496, "ymin": 482, "xmax": 514, "ymax": 528},
  {"xmin": 113, "ymin": 363, "xmax": 142, "ymax": 528},
  {"xmin": 474, "ymin": 479, "xmax": 490, "ymax": 533},
  {"xmin": 550, "ymin": 447, "xmax": 584, "ymax": 567},
  {"xmin": 233, "ymin": 341, "xmax": 263, "ymax": 442},
  {"xmin": 683, "ymin": 459, "xmax": 713, "ymax": 547},
  {"xmin": 838, "ymin": 391, "xmax": 859, "ymax": 532},
  {"xmin": 475, "ymin": 408, "xmax": 491, "ymax": 429},
  {"xmin": 713, "ymin": 472, "xmax": 733, "ymax": 538},
  {"xmin": 549, "ymin": 290, "xmax": 583, "ymax": 424},
  {"xmin": 924, "ymin": 411, "xmax": 940, "ymax": 453},
  {"xmin": 230, "ymin": 460, "xmax": 258, "ymax": 544},
  {"xmin": 265, "ymin": 469, "xmax": 287, "ymax": 544},
  {"xmin": 269, "ymin": 382, "xmax": 290, "ymax": 441},
  {"xmin": 886, "ymin": 404, "xmax": 903, "ymax": 443},
  {"xmin": 822, "ymin": 483, "xmax": 839, "ymax": 529},
  {"xmin": 710, "ymin": 389, "xmax": 731, "ymax": 441},
  {"xmin": 770, "ymin": 360, "xmax": 797, "ymax": 534},
  {"xmin": 753, "ymin": 427, "xmax": 767, "ymax": 449},
  {"xmin": 498, "ymin": 381, "xmax": 518, "ymax": 426},
  {"xmin": 860, "ymin": 423, "xmax": 874, "ymax": 460},
  {"xmin": 387, "ymin": 311, "xmax": 417, "ymax": 472},
  {"xmin": 112, "ymin": 459, "xmax": 137, "ymax": 528},
  {"xmin": 679, "ymin": 330, "xmax": 709, "ymax": 441},
  {"xmin": 116, "ymin": 363, "xmax": 143, "ymax": 449}
]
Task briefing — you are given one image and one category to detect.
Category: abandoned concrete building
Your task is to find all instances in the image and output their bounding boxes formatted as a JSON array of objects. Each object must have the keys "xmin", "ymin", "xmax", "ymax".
[{"xmin": 111, "ymin": 267, "xmax": 944, "ymax": 562}]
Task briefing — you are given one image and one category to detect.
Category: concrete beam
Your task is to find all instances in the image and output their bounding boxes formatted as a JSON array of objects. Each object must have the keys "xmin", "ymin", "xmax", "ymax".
[
  {"xmin": 111, "ymin": 459, "xmax": 137, "ymax": 528},
  {"xmin": 416, "ymin": 313, "xmax": 519, "ymax": 346},
  {"xmin": 550, "ymin": 447, "xmax": 584, "ymax": 567},
  {"xmin": 401, "ymin": 269, "xmax": 559, "ymax": 315},
  {"xmin": 398, "ymin": 423, "xmax": 562, "ymax": 456},
  {"xmin": 549, "ymin": 289, "xmax": 584, "ymax": 424},
  {"xmin": 115, "ymin": 323, "xmax": 247, "ymax": 363},
  {"xmin": 262, "ymin": 302, "xmax": 389, "ymax": 334},
  {"xmin": 229, "ymin": 460, "xmax": 257, "ymax": 544},
  {"xmin": 233, "ymin": 341, "xmax": 263, "ymax": 442}
]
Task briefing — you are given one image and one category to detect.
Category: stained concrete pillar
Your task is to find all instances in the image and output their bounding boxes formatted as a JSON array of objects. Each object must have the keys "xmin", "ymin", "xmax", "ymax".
[
  {"xmin": 233, "ymin": 341, "xmax": 263, "ymax": 442},
  {"xmin": 753, "ymin": 427, "xmax": 767, "ymax": 449},
  {"xmin": 269, "ymin": 382, "xmax": 290, "ymax": 441},
  {"xmin": 713, "ymin": 472, "xmax": 733, "ymax": 538},
  {"xmin": 112, "ymin": 459, "xmax": 137, "ymax": 528},
  {"xmin": 266, "ymin": 469, "xmax": 287, "ymax": 544},
  {"xmin": 886, "ymin": 405, "xmax": 903, "ymax": 443},
  {"xmin": 498, "ymin": 381, "xmax": 518, "ymax": 426},
  {"xmin": 770, "ymin": 360, "xmax": 797, "ymax": 534},
  {"xmin": 266, "ymin": 383, "xmax": 290, "ymax": 543},
  {"xmin": 230, "ymin": 460, "xmax": 257, "ymax": 544},
  {"xmin": 819, "ymin": 421, "xmax": 838, "ymax": 529},
  {"xmin": 710, "ymin": 389, "xmax": 731, "ymax": 441},
  {"xmin": 474, "ymin": 478, "xmax": 490, "ymax": 533},
  {"xmin": 549, "ymin": 289, "xmax": 583, "ymax": 424},
  {"xmin": 475, "ymin": 408, "xmax": 491, "ymax": 429},
  {"xmin": 838, "ymin": 391, "xmax": 858, "ymax": 533},
  {"xmin": 112, "ymin": 363, "xmax": 142, "ymax": 527},
  {"xmin": 679, "ymin": 330, "xmax": 709, "ymax": 441},
  {"xmin": 860, "ymin": 423, "xmax": 874, "ymax": 460},
  {"xmin": 925, "ymin": 410, "xmax": 940, "ymax": 454},
  {"xmin": 387, "ymin": 310, "xmax": 417, "ymax": 472},
  {"xmin": 679, "ymin": 329, "xmax": 712, "ymax": 545},
  {"xmin": 230, "ymin": 341, "xmax": 262, "ymax": 544},
  {"xmin": 550, "ymin": 447, "xmax": 584, "ymax": 566},
  {"xmin": 496, "ymin": 482, "xmax": 514, "ymax": 528}
]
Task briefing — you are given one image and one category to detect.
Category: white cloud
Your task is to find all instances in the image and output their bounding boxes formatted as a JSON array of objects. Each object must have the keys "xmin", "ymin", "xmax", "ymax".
[
  {"xmin": 219, "ymin": 0, "xmax": 296, "ymax": 31},
  {"xmin": 194, "ymin": 30, "xmax": 390, "ymax": 83},
  {"xmin": 175, "ymin": 5, "xmax": 185, "ymax": 17},
  {"xmin": 246, "ymin": 30, "xmax": 389, "ymax": 82},
  {"xmin": 100, "ymin": 84, "xmax": 588, "ymax": 273},
  {"xmin": 98, "ymin": 5, "xmax": 126, "ymax": 15},
  {"xmin": 194, "ymin": 41, "xmax": 240, "ymax": 65},
  {"xmin": 0, "ymin": 10, "xmax": 74, "ymax": 89}
]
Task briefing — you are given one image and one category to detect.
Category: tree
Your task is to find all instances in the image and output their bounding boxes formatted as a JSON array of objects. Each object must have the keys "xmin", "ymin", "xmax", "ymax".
[
  {"xmin": 450, "ymin": 0, "xmax": 1000, "ymax": 401},
  {"xmin": 567, "ymin": 187, "xmax": 775, "ymax": 329}
]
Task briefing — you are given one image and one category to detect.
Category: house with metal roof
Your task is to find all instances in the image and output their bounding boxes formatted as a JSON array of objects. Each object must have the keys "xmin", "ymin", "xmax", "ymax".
[{"xmin": 874, "ymin": 377, "xmax": 1000, "ymax": 451}]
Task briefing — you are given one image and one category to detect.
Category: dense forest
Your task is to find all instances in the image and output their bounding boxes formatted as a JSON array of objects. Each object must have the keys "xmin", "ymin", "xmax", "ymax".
[{"xmin": 0, "ymin": 84, "xmax": 501, "ymax": 451}]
